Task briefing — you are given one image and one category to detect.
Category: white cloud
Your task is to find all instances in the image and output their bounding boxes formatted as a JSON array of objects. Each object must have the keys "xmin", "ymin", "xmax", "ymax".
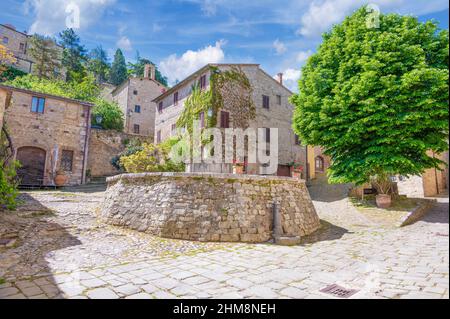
[
  {"xmin": 297, "ymin": 0, "xmax": 449, "ymax": 37},
  {"xmin": 25, "ymin": 0, "xmax": 116, "ymax": 36},
  {"xmin": 296, "ymin": 50, "xmax": 313, "ymax": 64},
  {"xmin": 273, "ymin": 39, "xmax": 287, "ymax": 55},
  {"xmin": 116, "ymin": 36, "xmax": 132, "ymax": 52},
  {"xmin": 159, "ymin": 40, "xmax": 226, "ymax": 85},
  {"xmin": 275, "ymin": 68, "xmax": 301, "ymax": 92}
]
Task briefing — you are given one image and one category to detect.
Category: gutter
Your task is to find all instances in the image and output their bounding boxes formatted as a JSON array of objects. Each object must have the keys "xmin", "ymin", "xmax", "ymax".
[{"xmin": 81, "ymin": 105, "xmax": 92, "ymax": 184}]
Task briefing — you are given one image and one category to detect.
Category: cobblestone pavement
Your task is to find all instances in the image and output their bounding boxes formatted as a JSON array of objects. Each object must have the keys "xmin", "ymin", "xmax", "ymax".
[{"xmin": 0, "ymin": 187, "xmax": 448, "ymax": 299}]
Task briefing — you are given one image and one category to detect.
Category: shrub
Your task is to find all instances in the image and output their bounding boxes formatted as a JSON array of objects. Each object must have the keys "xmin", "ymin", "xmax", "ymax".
[
  {"xmin": 91, "ymin": 99, "xmax": 124, "ymax": 131},
  {"xmin": 0, "ymin": 66, "xmax": 27, "ymax": 82},
  {"xmin": 120, "ymin": 138, "xmax": 184, "ymax": 173},
  {"xmin": 0, "ymin": 160, "xmax": 20, "ymax": 210}
]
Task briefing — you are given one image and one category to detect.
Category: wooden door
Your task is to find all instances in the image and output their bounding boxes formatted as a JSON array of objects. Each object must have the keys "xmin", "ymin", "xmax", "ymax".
[{"xmin": 16, "ymin": 147, "xmax": 46, "ymax": 185}]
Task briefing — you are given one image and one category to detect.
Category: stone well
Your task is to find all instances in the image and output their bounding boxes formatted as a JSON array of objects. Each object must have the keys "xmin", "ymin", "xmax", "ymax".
[{"xmin": 100, "ymin": 173, "xmax": 321, "ymax": 243}]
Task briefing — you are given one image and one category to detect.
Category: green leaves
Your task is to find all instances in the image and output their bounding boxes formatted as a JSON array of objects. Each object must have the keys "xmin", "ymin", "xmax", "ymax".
[{"xmin": 292, "ymin": 6, "xmax": 449, "ymax": 185}]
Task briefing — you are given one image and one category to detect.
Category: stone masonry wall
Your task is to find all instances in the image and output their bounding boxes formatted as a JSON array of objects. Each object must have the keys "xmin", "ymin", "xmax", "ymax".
[
  {"xmin": 87, "ymin": 128, "xmax": 148, "ymax": 177},
  {"xmin": 100, "ymin": 173, "xmax": 321, "ymax": 243}
]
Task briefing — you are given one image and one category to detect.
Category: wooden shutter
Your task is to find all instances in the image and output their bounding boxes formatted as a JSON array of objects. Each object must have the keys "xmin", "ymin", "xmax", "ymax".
[
  {"xmin": 220, "ymin": 111, "xmax": 229, "ymax": 128},
  {"xmin": 265, "ymin": 128, "xmax": 270, "ymax": 143}
]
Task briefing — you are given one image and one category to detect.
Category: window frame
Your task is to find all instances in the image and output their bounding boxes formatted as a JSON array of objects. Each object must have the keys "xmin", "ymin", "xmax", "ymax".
[
  {"xmin": 60, "ymin": 150, "xmax": 74, "ymax": 172},
  {"xmin": 156, "ymin": 130, "xmax": 162, "ymax": 144},
  {"xmin": 133, "ymin": 124, "xmax": 140, "ymax": 135},
  {"xmin": 134, "ymin": 105, "xmax": 141, "ymax": 113},
  {"xmin": 31, "ymin": 96, "xmax": 45, "ymax": 114},
  {"xmin": 199, "ymin": 75, "xmax": 207, "ymax": 90},
  {"xmin": 158, "ymin": 101, "xmax": 163, "ymax": 113},
  {"xmin": 262, "ymin": 95, "xmax": 270, "ymax": 109},
  {"xmin": 174, "ymin": 92, "xmax": 179, "ymax": 105},
  {"xmin": 276, "ymin": 95, "xmax": 282, "ymax": 105},
  {"xmin": 220, "ymin": 111, "xmax": 230, "ymax": 128},
  {"xmin": 2, "ymin": 36, "xmax": 8, "ymax": 44}
]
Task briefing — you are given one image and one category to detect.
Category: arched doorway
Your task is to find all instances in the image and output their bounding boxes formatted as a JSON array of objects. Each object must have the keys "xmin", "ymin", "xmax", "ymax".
[
  {"xmin": 315, "ymin": 156, "xmax": 324, "ymax": 172},
  {"xmin": 16, "ymin": 147, "xmax": 46, "ymax": 185}
]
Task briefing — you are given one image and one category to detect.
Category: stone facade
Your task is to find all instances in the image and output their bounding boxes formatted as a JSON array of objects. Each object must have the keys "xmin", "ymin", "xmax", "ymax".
[
  {"xmin": 153, "ymin": 64, "xmax": 306, "ymax": 176},
  {"xmin": 101, "ymin": 173, "xmax": 321, "ymax": 243},
  {"xmin": 87, "ymin": 128, "xmax": 148, "ymax": 177},
  {"xmin": 110, "ymin": 65, "xmax": 166, "ymax": 138},
  {"xmin": 0, "ymin": 85, "xmax": 93, "ymax": 186},
  {"xmin": 0, "ymin": 24, "xmax": 63, "ymax": 75}
]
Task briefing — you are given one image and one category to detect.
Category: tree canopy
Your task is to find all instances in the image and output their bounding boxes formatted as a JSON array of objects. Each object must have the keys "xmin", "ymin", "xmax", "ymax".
[
  {"xmin": 127, "ymin": 52, "xmax": 168, "ymax": 86},
  {"xmin": 28, "ymin": 34, "xmax": 62, "ymax": 80},
  {"xmin": 291, "ymin": 7, "xmax": 449, "ymax": 185},
  {"xmin": 109, "ymin": 49, "xmax": 128, "ymax": 85},
  {"xmin": 58, "ymin": 28, "xmax": 87, "ymax": 82}
]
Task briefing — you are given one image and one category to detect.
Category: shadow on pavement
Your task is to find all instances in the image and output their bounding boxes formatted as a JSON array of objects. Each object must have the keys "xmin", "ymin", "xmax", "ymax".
[
  {"xmin": 301, "ymin": 220, "xmax": 352, "ymax": 244},
  {"xmin": 0, "ymin": 193, "xmax": 82, "ymax": 299}
]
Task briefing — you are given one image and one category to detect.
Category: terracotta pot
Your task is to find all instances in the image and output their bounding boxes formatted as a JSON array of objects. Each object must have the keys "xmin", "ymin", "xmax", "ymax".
[
  {"xmin": 376, "ymin": 194, "xmax": 392, "ymax": 208},
  {"xmin": 233, "ymin": 165, "xmax": 245, "ymax": 174},
  {"xmin": 292, "ymin": 171, "xmax": 302, "ymax": 179},
  {"xmin": 54, "ymin": 174, "xmax": 68, "ymax": 186}
]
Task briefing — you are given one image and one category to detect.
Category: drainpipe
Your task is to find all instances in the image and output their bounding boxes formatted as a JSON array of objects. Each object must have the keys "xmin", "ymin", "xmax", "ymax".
[
  {"xmin": 305, "ymin": 144, "xmax": 309, "ymax": 182},
  {"xmin": 81, "ymin": 105, "xmax": 91, "ymax": 185}
]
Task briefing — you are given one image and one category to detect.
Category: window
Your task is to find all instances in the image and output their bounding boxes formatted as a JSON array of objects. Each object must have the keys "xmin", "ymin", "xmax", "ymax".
[
  {"xmin": 2, "ymin": 37, "xmax": 8, "ymax": 44},
  {"xmin": 60, "ymin": 150, "xmax": 74, "ymax": 172},
  {"xmin": 19, "ymin": 43, "xmax": 25, "ymax": 52},
  {"xmin": 31, "ymin": 96, "xmax": 45, "ymax": 113},
  {"xmin": 199, "ymin": 75, "xmax": 207, "ymax": 90},
  {"xmin": 199, "ymin": 111, "xmax": 205, "ymax": 128},
  {"xmin": 294, "ymin": 135, "xmax": 301, "ymax": 145},
  {"xmin": 134, "ymin": 105, "xmax": 141, "ymax": 113},
  {"xmin": 171, "ymin": 124, "xmax": 177, "ymax": 135},
  {"xmin": 220, "ymin": 111, "xmax": 230, "ymax": 128},
  {"xmin": 156, "ymin": 130, "xmax": 161, "ymax": 143},
  {"xmin": 133, "ymin": 90, "xmax": 138, "ymax": 95},
  {"xmin": 158, "ymin": 101, "xmax": 163, "ymax": 113},
  {"xmin": 265, "ymin": 128, "xmax": 270, "ymax": 143},
  {"xmin": 133, "ymin": 124, "xmax": 140, "ymax": 134},
  {"xmin": 276, "ymin": 95, "xmax": 282, "ymax": 105},
  {"xmin": 315, "ymin": 156, "xmax": 324, "ymax": 172},
  {"xmin": 174, "ymin": 92, "xmax": 179, "ymax": 105},
  {"xmin": 262, "ymin": 95, "xmax": 270, "ymax": 109}
]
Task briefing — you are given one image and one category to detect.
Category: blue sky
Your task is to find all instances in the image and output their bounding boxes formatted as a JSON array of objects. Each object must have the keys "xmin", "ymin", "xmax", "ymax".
[{"xmin": 1, "ymin": 0, "xmax": 449, "ymax": 90}]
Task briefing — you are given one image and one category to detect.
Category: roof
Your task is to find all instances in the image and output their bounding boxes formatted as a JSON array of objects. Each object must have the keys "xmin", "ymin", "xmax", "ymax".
[
  {"xmin": 0, "ymin": 23, "xmax": 28, "ymax": 37},
  {"xmin": 0, "ymin": 84, "xmax": 95, "ymax": 107},
  {"xmin": 111, "ymin": 76, "xmax": 168, "ymax": 96},
  {"xmin": 152, "ymin": 63, "xmax": 292, "ymax": 102}
]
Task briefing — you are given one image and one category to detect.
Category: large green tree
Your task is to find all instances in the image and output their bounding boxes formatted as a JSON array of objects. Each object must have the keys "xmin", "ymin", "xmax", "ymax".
[
  {"xmin": 291, "ymin": 7, "xmax": 449, "ymax": 187},
  {"xmin": 87, "ymin": 45, "xmax": 110, "ymax": 83},
  {"xmin": 58, "ymin": 28, "xmax": 87, "ymax": 82},
  {"xmin": 109, "ymin": 49, "xmax": 128, "ymax": 85},
  {"xmin": 28, "ymin": 34, "xmax": 62, "ymax": 80}
]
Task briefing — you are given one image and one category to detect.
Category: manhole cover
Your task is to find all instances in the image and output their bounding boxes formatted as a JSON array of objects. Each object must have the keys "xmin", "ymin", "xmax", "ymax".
[{"xmin": 320, "ymin": 284, "xmax": 359, "ymax": 298}]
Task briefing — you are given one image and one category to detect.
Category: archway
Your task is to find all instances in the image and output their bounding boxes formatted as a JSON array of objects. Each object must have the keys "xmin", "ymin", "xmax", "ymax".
[{"xmin": 16, "ymin": 146, "xmax": 46, "ymax": 185}]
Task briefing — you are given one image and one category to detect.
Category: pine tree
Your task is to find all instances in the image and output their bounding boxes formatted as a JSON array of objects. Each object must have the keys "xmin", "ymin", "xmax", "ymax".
[
  {"xmin": 109, "ymin": 49, "xmax": 127, "ymax": 85},
  {"xmin": 28, "ymin": 35, "xmax": 62, "ymax": 80},
  {"xmin": 87, "ymin": 46, "xmax": 110, "ymax": 83},
  {"xmin": 58, "ymin": 28, "xmax": 87, "ymax": 82}
]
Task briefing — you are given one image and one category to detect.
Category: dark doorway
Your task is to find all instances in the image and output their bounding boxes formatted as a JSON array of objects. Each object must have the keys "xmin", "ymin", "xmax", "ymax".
[
  {"xmin": 277, "ymin": 164, "xmax": 291, "ymax": 177},
  {"xmin": 16, "ymin": 146, "xmax": 46, "ymax": 186}
]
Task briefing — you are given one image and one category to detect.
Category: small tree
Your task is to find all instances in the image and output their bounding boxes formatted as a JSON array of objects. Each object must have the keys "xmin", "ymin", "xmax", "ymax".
[
  {"xmin": 28, "ymin": 34, "xmax": 62, "ymax": 80},
  {"xmin": 291, "ymin": 7, "xmax": 449, "ymax": 192},
  {"xmin": 91, "ymin": 99, "xmax": 124, "ymax": 131},
  {"xmin": 109, "ymin": 49, "xmax": 128, "ymax": 85},
  {"xmin": 0, "ymin": 44, "xmax": 16, "ymax": 75},
  {"xmin": 58, "ymin": 28, "xmax": 87, "ymax": 82},
  {"xmin": 87, "ymin": 46, "xmax": 110, "ymax": 83}
]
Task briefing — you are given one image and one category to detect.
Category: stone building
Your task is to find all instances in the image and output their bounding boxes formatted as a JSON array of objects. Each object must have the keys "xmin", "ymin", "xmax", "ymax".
[
  {"xmin": 0, "ymin": 23, "xmax": 63, "ymax": 75},
  {"xmin": 153, "ymin": 63, "xmax": 306, "ymax": 177},
  {"xmin": 110, "ymin": 64, "xmax": 166, "ymax": 138},
  {"xmin": 0, "ymin": 84, "xmax": 93, "ymax": 186}
]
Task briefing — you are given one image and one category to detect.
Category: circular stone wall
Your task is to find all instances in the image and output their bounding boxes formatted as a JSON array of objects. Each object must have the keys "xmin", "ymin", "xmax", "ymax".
[{"xmin": 100, "ymin": 173, "xmax": 321, "ymax": 243}]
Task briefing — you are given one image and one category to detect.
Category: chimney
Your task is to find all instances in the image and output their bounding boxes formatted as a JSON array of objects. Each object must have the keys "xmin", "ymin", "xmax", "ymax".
[
  {"xmin": 144, "ymin": 63, "xmax": 155, "ymax": 80},
  {"xmin": 277, "ymin": 72, "xmax": 283, "ymax": 85}
]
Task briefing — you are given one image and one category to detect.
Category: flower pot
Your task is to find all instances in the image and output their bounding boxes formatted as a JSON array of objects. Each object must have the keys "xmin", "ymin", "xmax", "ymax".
[
  {"xmin": 376, "ymin": 194, "xmax": 392, "ymax": 208},
  {"xmin": 292, "ymin": 171, "xmax": 302, "ymax": 179},
  {"xmin": 54, "ymin": 174, "xmax": 68, "ymax": 186},
  {"xmin": 233, "ymin": 165, "xmax": 245, "ymax": 175}
]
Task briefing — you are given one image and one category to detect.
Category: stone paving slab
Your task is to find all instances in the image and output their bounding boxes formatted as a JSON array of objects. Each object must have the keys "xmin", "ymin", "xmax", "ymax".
[{"xmin": 0, "ymin": 190, "xmax": 448, "ymax": 299}]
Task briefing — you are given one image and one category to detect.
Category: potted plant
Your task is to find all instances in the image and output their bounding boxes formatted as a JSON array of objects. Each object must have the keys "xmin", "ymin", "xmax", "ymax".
[
  {"xmin": 54, "ymin": 170, "xmax": 68, "ymax": 187},
  {"xmin": 371, "ymin": 172, "xmax": 393, "ymax": 208},
  {"xmin": 289, "ymin": 161, "xmax": 303, "ymax": 179}
]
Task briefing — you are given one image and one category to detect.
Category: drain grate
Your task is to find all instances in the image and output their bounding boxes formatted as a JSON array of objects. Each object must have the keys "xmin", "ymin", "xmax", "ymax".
[{"xmin": 320, "ymin": 284, "xmax": 359, "ymax": 298}]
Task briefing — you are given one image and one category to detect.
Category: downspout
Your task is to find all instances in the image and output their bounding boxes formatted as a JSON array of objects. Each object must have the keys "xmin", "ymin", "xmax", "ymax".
[
  {"xmin": 81, "ymin": 105, "xmax": 92, "ymax": 185},
  {"xmin": 305, "ymin": 144, "xmax": 309, "ymax": 182}
]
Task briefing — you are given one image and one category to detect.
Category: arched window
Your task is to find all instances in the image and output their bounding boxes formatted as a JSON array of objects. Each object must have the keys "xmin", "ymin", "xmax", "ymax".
[{"xmin": 315, "ymin": 156, "xmax": 324, "ymax": 172}]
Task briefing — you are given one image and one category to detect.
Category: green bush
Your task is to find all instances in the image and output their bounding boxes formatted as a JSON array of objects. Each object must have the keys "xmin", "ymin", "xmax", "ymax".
[
  {"xmin": 0, "ymin": 66, "xmax": 27, "ymax": 82},
  {"xmin": 0, "ymin": 160, "xmax": 20, "ymax": 210},
  {"xmin": 92, "ymin": 99, "xmax": 124, "ymax": 131}
]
